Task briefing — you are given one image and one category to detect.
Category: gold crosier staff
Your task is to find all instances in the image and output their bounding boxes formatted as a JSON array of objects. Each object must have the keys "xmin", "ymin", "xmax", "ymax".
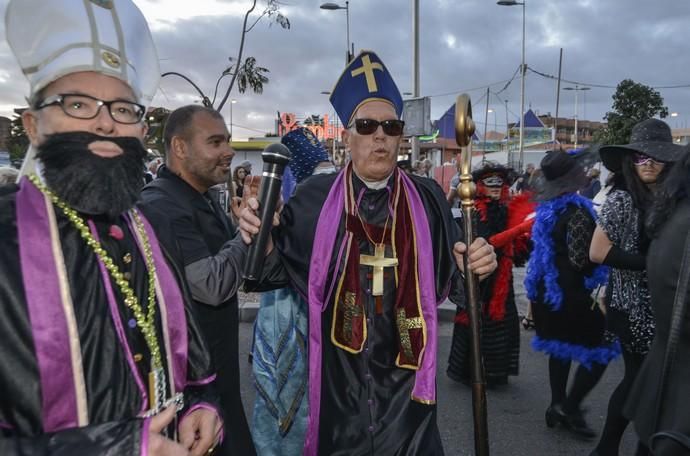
[{"xmin": 455, "ymin": 94, "xmax": 490, "ymax": 456}]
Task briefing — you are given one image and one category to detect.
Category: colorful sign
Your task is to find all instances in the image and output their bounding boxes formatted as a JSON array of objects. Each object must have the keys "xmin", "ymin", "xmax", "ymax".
[{"xmin": 278, "ymin": 113, "xmax": 346, "ymax": 140}]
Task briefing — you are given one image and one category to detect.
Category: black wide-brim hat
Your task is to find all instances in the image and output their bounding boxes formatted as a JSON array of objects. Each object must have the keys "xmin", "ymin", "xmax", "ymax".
[
  {"xmin": 599, "ymin": 118, "xmax": 687, "ymax": 172},
  {"xmin": 472, "ymin": 161, "xmax": 516, "ymax": 186},
  {"xmin": 532, "ymin": 147, "xmax": 600, "ymax": 201}
]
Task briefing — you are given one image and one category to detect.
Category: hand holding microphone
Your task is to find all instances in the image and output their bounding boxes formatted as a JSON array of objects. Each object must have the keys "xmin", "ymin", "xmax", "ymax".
[{"xmin": 242, "ymin": 143, "xmax": 291, "ymax": 282}]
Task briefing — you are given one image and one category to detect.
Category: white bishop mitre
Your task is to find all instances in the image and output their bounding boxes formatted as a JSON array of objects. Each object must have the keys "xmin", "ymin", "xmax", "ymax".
[{"xmin": 4, "ymin": 0, "xmax": 161, "ymax": 178}]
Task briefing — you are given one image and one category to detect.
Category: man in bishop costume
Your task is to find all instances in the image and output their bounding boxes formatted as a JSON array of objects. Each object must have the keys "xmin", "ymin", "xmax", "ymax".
[
  {"xmin": 0, "ymin": 1, "xmax": 221, "ymax": 454},
  {"xmin": 239, "ymin": 50, "xmax": 497, "ymax": 456}
]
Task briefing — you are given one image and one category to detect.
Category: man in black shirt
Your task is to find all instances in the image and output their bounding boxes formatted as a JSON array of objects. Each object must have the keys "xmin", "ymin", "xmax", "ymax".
[{"xmin": 141, "ymin": 105, "xmax": 256, "ymax": 456}]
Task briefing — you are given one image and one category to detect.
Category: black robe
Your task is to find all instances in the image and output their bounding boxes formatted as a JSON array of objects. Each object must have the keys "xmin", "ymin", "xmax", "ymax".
[
  {"xmin": 141, "ymin": 166, "xmax": 255, "ymax": 456},
  {"xmin": 257, "ymin": 172, "xmax": 465, "ymax": 455},
  {"xmin": 448, "ymin": 200, "xmax": 520, "ymax": 386},
  {"xmin": 0, "ymin": 182, "xmax": 218, "ymax": 454},
  {"xmin": 624, "ymin": 199, "xmax": 690, "ymax": 453}
]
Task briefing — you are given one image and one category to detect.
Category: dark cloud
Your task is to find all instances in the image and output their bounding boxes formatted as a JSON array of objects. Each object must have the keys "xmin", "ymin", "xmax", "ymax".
[{"xmin": 1, "ymin": 0, "xmax": 689, "ymax": 136}]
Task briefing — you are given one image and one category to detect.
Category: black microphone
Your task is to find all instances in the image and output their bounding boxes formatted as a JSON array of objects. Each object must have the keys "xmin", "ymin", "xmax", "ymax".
[{"xmin": 243, "ymin": 143, "xmax": 291, "ymax": 282}]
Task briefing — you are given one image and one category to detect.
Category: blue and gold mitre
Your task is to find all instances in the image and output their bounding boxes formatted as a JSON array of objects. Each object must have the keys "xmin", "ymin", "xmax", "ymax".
[{"xmin": 329, "ymin": 50, "xmax": 403, "ymax": 126}]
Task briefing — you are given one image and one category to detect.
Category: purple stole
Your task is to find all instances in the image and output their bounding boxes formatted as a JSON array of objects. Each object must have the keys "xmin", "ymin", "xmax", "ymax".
[
  {"xmin": 15, "ymin": 177, "xmax": 188, "ymax": 431},
  {"xmin": 304, "ymin": 164, "xmax": 439, "ymax": 455}
]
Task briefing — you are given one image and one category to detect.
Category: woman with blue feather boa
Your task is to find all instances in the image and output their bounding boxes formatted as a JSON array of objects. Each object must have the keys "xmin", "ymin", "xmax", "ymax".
[{"xmin": 526, "ymin": 149, "xmax": 620, "ymax": 440}]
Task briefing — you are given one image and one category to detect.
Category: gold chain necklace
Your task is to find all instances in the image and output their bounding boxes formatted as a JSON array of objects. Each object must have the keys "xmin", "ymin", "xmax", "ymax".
[
  {"xmin": 351, "ymin": 174, "xmax": 394, "ymax": 248},
  {"xmin": 29, "ymin": 174, "xmax": 163, "ymax": 370},
  {"xmin": 356, "ymin": 206, "xmax": 391, "ymax": 247}
]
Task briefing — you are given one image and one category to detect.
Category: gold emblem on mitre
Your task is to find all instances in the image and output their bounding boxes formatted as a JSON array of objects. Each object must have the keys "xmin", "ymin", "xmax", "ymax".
[
  {"xmin": 90, "ymin": 0, "xmax": 114, "ymax": 9},
  {"xmin": 102, "ymin": 51, "xmax": 121, "ymax": 68}
]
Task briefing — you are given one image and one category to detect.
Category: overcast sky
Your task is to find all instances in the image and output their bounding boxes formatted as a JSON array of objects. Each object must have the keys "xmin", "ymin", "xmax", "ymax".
[{"xmin": 1, "ymin": 0, "xmax": 689, "ymax": 139}]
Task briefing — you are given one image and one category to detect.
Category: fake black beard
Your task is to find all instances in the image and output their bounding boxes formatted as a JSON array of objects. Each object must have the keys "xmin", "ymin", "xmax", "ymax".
[{"xmin": 35, "ymin": 132, "xmax": 147, "ymax": 218}]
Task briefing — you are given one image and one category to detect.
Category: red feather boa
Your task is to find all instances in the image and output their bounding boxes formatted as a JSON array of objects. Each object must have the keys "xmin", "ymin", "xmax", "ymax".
[{"xmin": 455, "ymin": 192, "xmax": 536, "ymax": 325}]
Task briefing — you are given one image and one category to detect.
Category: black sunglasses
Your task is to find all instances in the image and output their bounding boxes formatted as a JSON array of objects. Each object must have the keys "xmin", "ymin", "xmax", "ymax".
[{"xmin": 350, "ymin": 118, "xmax": 405, "ymax": 136}]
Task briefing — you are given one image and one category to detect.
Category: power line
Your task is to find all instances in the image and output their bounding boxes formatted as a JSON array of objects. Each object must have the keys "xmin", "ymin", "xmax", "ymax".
[
  {"xmin": 527, "ymin": 66, "xmax": 690, "ymax": 90},
  {"xmin": 527, "ymin": 67, "xmax": 616, "ymax": 89},
  {"xmin": 495, "ymin": 65, "xmax": 521, "ymax": 95},
  {"xmin": 426, "ymin": 78, "xmax": 516, "ymax": 98},
  {"xmin": 652, "ymin": 83, "xmax": 690, "ymax": 89},
  {"xmin": 489, "ymin": 90, "xmax": 520, "ymax": 120},
  {"xmin": 227, "ymin": 123, "xmax": 268, "ymax": 134}
]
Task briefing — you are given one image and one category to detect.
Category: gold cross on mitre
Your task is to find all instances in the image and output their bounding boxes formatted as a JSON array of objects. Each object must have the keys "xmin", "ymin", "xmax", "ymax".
[
  {"xmin": 350, "ymin": 55, "xmax": 384, "ymax": 93},
  {"xmin": 360, "ymin": 243, "xmax": 398, "ymax": 296}
]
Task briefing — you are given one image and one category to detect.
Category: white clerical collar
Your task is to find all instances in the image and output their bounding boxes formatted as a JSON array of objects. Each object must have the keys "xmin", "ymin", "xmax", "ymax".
[{"xmin": 354, "ymin": 170, "xmax": 393, "ymax": 190}]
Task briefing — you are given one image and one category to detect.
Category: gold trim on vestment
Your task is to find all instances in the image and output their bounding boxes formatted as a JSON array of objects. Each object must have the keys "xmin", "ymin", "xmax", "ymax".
[
  {"xmin": 391, "ymin": 173, "xmax": 402, "ymax": 285},
  {"xmin": 330, "ymin": 234, "xmax": 366, "ymax": 354},
  {"xmin": 130, "ymin": 211, "xmax": 176, "ymax": 397},
  {"xmin": 395, "ymin": 174, "xmax": 428, "ymax": 371},
  {"xmin": 411, "ymin": 395, "xmax": 436, "ymax": 405}
]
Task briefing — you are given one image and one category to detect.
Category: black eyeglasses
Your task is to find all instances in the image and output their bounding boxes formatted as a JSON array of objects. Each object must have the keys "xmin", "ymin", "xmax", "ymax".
[
  {"xmin": 349, "ymin": 118, "xmax": 405, "ymax": 136},
  {"xmin": 37, "ymin": 93, "xmax": 146, "ymax": 125}
]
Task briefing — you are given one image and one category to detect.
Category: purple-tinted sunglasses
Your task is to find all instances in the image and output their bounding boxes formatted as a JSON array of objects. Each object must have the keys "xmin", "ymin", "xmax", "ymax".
[{"xmin": 632, "ymin": 153, "xmax": 664, "ymax": 166}]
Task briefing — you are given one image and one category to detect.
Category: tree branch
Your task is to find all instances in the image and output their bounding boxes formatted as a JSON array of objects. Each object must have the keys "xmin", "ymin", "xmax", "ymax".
[
  {"xmin": 217, "ymin": 0, "xmax": 258, "ymax": 111},
  {"xmin": 245, "ymin": 10, "xmax": 268, "ymax": 33}
]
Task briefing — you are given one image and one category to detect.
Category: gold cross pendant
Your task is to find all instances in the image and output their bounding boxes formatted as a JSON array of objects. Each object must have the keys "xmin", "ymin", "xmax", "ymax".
[{"xmin": 360, "ymin": 244, "xmax": 398, "ymax": 296}]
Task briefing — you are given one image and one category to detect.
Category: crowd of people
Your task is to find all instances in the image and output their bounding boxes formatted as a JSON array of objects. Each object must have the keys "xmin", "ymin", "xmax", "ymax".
[
  {"xmin": 440, "ymin": 118, "xmax": 689, "ymax": 456},
  {"xmin": 0, "ymin": 1, "xmax": 689, "ymax": 455}
]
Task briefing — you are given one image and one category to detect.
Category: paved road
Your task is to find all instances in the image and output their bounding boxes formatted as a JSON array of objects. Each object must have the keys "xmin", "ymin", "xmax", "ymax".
[
  {"xmin": 236, "ymin": 319, "xmax": 638, "ymax": 456},
  {"xmin": 235, "ymin": 268, "xmax": 637, "ymax": 455}
]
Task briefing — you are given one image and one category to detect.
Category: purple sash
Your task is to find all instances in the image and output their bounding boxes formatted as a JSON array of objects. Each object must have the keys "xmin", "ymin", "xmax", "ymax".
[
  {"xmin": 17, "ymin": 178, "xmax": 81, "ymax": 431},
  {"xmin": 16, "ymin": 177, "xmax": 189, "ymax": 429}
]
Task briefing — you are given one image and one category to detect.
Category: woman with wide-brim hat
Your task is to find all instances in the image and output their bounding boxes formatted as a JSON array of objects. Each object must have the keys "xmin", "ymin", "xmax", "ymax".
[
  {"xmin": 588, "ymin": 119, "xmax": 686, "ymax": 456},
  {"xmin": 622, "ymin": 147, "xmax": 690, "ymax": 456},
  {"xmin": 526, "ymin": 148, "xmax": 620, "ymax": 439}
]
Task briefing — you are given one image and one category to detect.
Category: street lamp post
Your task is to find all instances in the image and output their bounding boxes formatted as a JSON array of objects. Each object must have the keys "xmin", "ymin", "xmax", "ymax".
[
  {"xmin": 161, "ymin": 71, "xmax": 211, "ymax": 107},
  {"xmin": 320, "ymin": 2, "xmax": 351, "ymax": 63},
  {"xmin": 488, "ymin": 109, "xmax": 497, "ymax": 132},
  {"xmin": 230, "ymin": 99, "xmax": 237, "ymax": 139},
  {"xmin": 321, "ymin": 91, "xmax": 339, "ymax": 159},
  {"xmin": 563, "ymin": 85, "xmax": 590, "ymax": 149},
  {"xmin": 504, "ymin": 100, "xmax": 510, "ymax": 152},
  {"xmin": 497, "ymin": 0, "xmax": 526, "ymax": 171}
]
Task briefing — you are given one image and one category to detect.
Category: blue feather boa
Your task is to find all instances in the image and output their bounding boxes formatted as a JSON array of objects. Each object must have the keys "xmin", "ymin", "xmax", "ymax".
[
  {"xmin": 532, "ymin": 336, "xmax": 621, "ymax": 369},
  {"xmin": 524, "ymin": 193, "xmax": 608, "ymax": 311}
]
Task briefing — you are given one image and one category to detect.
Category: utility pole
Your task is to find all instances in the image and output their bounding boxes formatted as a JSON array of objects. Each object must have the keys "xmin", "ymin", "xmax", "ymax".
[{"xmin": 410, "ymin": 0, "xmax": 421, "ymax": 164}]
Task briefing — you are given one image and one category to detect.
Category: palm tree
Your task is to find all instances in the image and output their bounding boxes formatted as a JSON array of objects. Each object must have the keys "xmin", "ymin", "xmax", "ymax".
[{"xmin": 235, "ymin": 57, "xmax": 269, "ymax": 94}]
